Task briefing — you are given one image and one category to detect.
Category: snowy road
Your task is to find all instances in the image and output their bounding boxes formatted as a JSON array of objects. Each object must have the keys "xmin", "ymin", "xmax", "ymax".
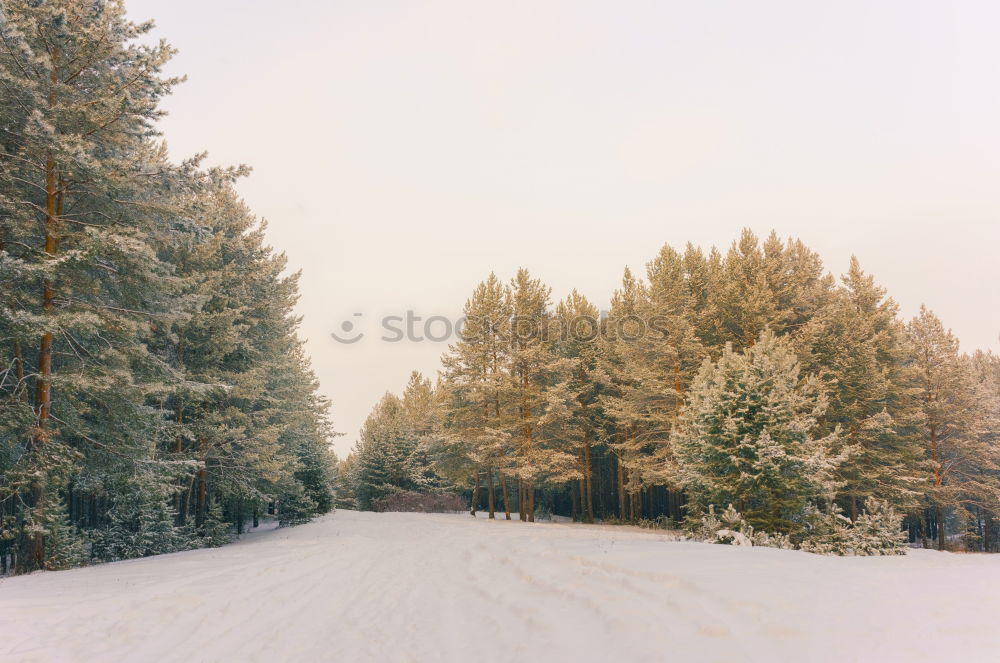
[{"xmin": 2, "ymin": 510, "xmax": 999, "ymax": 662}]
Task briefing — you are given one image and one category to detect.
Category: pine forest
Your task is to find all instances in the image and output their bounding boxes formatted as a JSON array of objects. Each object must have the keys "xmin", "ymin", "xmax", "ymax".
[
  {"xmin": 340, "ymin": 233, "xmax": 1000, "ymax": 555},
  {"xmin": 2, "ymin": 2, "xmax": 999, "ymax": 662},
  {"xmin": 0, "ymin": 0, "xmax": 335, "ymax": 575}
]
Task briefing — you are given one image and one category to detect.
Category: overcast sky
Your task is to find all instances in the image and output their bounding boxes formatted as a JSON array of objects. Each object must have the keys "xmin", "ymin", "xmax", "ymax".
[{"xmin": 127, "ymin": 0, "xmax": 1000, "ymax": 457}]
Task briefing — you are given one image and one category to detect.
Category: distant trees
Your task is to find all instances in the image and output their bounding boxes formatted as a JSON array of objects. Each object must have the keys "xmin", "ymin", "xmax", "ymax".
[
  {"xmin": 0, "ymin": 0, "xmax": 335, "ymax": 574},
  {"xmin": 345, "ymin": 230, "xmax": 1000, "ymax": 553},
  {"xmin": 342, "ymin": 372, "xmax": 447, "ymax": 511}
]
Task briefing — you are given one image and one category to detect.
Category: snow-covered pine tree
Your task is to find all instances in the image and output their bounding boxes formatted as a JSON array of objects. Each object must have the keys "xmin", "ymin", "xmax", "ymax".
[
  {"xmin": 640, "ymin": 244, "xmax": 709, "ymax": 495},
  {"xmin": 681, "ymin": 243, "xmax": 725, "ymax": 350},
  {"xmin": 0, "ymin": 1, "xmax": 335, "ymax": 571},
  {"xmin": 760, "ymin": 232, "xmax": 835, "ymax": 338},
  {"xmin": 704, "ymin": 230, "xmax": 835, "ymax": 353},
  {"xmin": 507, "ymin": 268, "xmax": 557, "ymax": 522},
  {"xmin": 968, "ymin": 351, "xmax": 1000, "ymax": 550},
  {"xmin": 437, "ymin": 273, "xmax": 514, "ymax": 518},
  {"xmin": 400, "ymin": 371, "xmax": 446, "ymax": 495},
  {"xmin": 904, "ymin": 308, "xmax": 1000, "ymax": 550},
  {"xmin": 0, "ymin": 0, "xmax": 190, "ymax": 572},
  {"xmin": 796, "ymin": 257, "xmax": 925, "ymax": 517},
  {"xmin": 349, "ymin": 393, "xmax": 400, "ymax": 510},
  {"xmin": 342, "ymin": 373, "xmax": 454, "ymax": 512},
  {"xmin": 36, "ymin": 491, "xmax": 86, "ymax": 570},
  {"xmin": 798, "ymin": 498, "xmax": 907, "ymax": 556},
  {"xmin": 152, "ymin": 186, "xmax": 334, "ymax": 537},
  {"xmin": 673, "ymin": 331, "xmax": 843, "ymax": 535},
  {"xmin": 91, "ymin": 472, "xmax": 191, "ymax": 562},
  {"xmin": 552, "ymin": 290, "xmax": 604, "ymax": 522},
  {"xmin": 598, "ymin": 266, "xmax": 682, "ymax": 520},
  {"xmin": 708, "ymin": 230, "xmax": 782, "ymax": 350},
  {"xmin": 905, "ymin": 307, "xmax": 980, "ymax": 550}
]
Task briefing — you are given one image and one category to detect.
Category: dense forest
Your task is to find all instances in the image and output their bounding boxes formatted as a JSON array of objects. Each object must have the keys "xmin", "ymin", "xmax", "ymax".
[
  {"xmin": 340, "ymin": 231, "xmax": 1000, "ymax": 554},
  {"xmin": 0, "ymin": 1, "xmax": 336, "ymax": 574}
]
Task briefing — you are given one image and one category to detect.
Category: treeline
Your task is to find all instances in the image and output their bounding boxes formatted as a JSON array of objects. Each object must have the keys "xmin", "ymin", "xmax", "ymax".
[
  {"xmin": 0, "ymin": 1, "xmax": 335, "ymax": 574},
  {"xmin": 342, "ymin": 230, "xmax": 1000, "ymax": 552}
]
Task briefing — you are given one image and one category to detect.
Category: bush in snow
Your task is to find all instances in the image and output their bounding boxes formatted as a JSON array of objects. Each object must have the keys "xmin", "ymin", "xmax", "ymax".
[
  {"xmin": 799, "ymin": 498, "xmax": 907, "ymax": 556},
  {"xmin": 40, "ymin": 494, "xmax": 87, "ymax": 570},
  {"xmin": 687, "ymin": 504, "xmax": 794, "ymax": 549},
  {"xmin": 371, "ymin": 491, "xmax": 465, "ymax": 513},
  {"xmin": 849, "ymin": 498, "xmax": 908, "ymax": 555},
  {"xmin": 200, "ymin": 500, "xmax": 234, "ymax": 547},
  {"xmin": 685, "ymin": 504, "xmax": 729, "ymax": 542},
  {"xmin": 278, "ymin": 484, "xmax": 318, "ymax": 527},
  {"xmin": 635, "ymin": 516, "xmax": 678, "ymax": 531},
  {"xmin": 688, "ymin": 500, "xmax": 905, "ymax": 555},
  {"xmin": 91, "ymin": 477, "xmax": 193, "ymax": 562}
]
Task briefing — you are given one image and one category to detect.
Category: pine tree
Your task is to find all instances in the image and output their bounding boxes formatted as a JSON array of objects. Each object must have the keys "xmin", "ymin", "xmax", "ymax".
[
  {"xmin": 598, "ymin": 267, "xmax": 675, "ymax": 519},
  {"xmin": 37, "ymin": 492, "xmax": 86, "ymax": 570},
  {"xmin": 400, "ymin": 371, "xmax": 445, "ymax": 494},
  {"xmin": 438, "ymin": 273, "xmax": 514, "ymax": 518},
  {"xmin": 152, "ymin": 187, "xmax": 334, "ymax": 536},
  {"xmin": 673, "ymin": 331, "xmax": 843, "ymax": 535},
  {"xmin": 905, "ymin": 307, "xmax": 982, "ymax": 550},
  {"xmin": 796, "ymin": 257, "xmax": 924, "ymax": 516},
  {"xmin": 552, "ymin": 291, "xmax": 603, "ymax": 522},
  {"xmin": 507, "ymin": 268, "xmax": 557, "ymax": 521},
  {"xmin": 968, "ymin": 351, "xmax": 1000, "ymax": 550},
  {"xmin": 710, "ymin": 230, "xmax": 781, "ymax": 349},
  {"xmin": 0, "ymin": 1, "xmax": 335, "ymax": 570},
  {"xmin": 0, "ymin": 0, "xmax": 186, "ymax": 572},
  {"xmin": 91, "ymin": 472, "xmax": 191, "ymax": 562}
]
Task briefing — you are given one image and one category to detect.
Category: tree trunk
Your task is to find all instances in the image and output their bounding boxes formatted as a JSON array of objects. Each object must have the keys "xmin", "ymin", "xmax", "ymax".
[
  {"xmin": 984, "ymin": 512, "xmax": 993, "ymax": 553},
  {"xmin": 173, "ymin": 398, "xmax": 184, "ymax": 521},
  {"xmin": 196, "ymin": 468, "xmax": 207, "ymax": 528},
  {"xmin": 487, "ymin": 470, "xmax": 495, "ymax": 519},
  {"xmin": 929, "ymin": 423, "xmax": 945, "ymax": 551},
  {"xmin": 520, "ymin": 371, "xmax": 534, "ymax": 523},
  {"xmin": 571, "ymin": 481, "xmax": 579, "ymax": 522},
  {"xmin": 518, "ymin": 478, "xmax": 526, "ymax": 521},
  {"xmin": 583, "ymin": 436, "xmax": 594, "ymax": 523},
  {"xmin": 500, "ymin": 473, "xmax": 511, "ymax": 520},
  {"xmin": 21, "ymin": 157, "xmax": 59, "ymax": 571},
  {"xmin": 617, "ymin": 454, "xmax": 626, "ymax": 520},
  {"xmin": 19, "ymin": 91, "xmax": 62, "ymax": 574},
  {"xmin": 181, "ymin": 472, "xmax": 196, "ymax": 525},
  {"xmin": 235, "ymin": 498, "xmax": 244, "ymax": 534},
  {"xmin": 13, "ymin": 341, "xmax": 26, "ymax": 402},
  {"xmin": 196, "ymin": 437, "xmax": 208, "ymax": 529},
  {"xmin": 470, "ymin": 473, "xmax": 480, "ymax": 517}
]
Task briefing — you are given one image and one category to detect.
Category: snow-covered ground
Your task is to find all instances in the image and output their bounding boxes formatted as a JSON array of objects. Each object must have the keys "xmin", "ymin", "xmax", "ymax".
[{"xmin": 2, "ymin": 510, "xmax": 999, "ymax": 662}]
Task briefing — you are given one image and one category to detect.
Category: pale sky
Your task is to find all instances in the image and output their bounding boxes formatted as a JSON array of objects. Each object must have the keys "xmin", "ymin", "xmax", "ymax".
[{"xmin": 127, "ymin": 0, "xmax": 1000, "ymax": 457}]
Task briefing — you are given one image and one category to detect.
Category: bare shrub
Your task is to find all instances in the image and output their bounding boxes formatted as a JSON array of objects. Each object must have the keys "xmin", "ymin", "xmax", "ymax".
[{"xmin": 371, "ymin": 492, "xmax": 466, "ymax": 513}]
